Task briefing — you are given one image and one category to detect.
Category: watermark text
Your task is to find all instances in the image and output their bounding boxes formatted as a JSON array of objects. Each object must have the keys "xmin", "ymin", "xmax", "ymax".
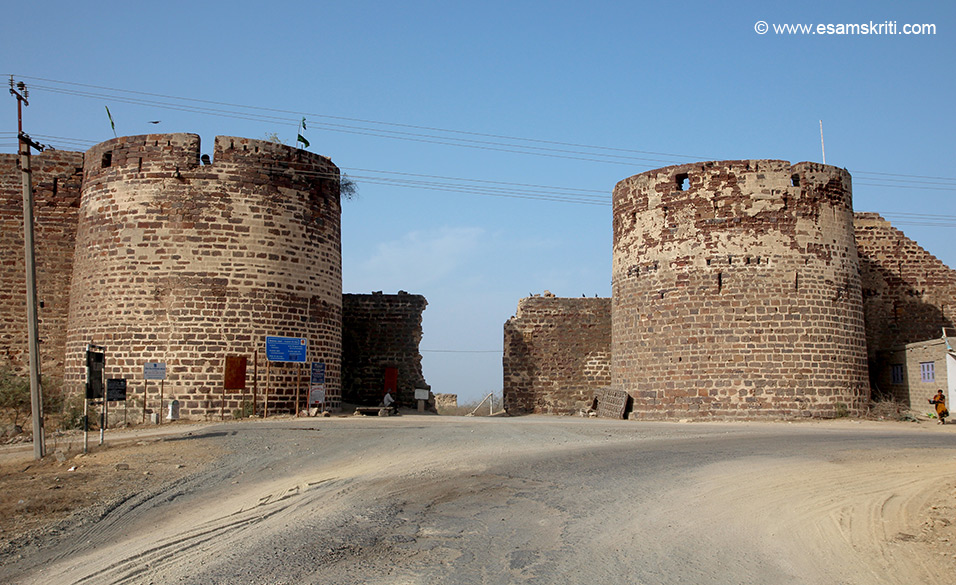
[{"xmin": 754, "ymin": 20, "xmax": 937, "ymax": 36}]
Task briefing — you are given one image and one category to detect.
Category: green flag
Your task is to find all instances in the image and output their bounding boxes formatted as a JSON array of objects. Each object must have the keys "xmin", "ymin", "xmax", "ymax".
[
  {"xmin": 105, "ymin": 106, "xmax": 116, "ymax": 137},
  {"xmin": 301, "ymin": 117, "xmax": 307, "ymax": 131},
  {"xmin": 297, "ymin": 134, "xmax": 310, "ymax": 148}
]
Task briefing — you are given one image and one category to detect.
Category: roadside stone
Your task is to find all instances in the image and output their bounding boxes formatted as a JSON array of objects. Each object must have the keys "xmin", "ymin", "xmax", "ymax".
[{"xmin": 114, "ymin": 463, "xmax": 130, "ymax": 471}]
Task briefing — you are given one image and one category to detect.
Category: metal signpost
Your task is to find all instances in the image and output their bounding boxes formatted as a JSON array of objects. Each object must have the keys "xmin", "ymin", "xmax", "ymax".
[
  {"xmin": 264, "ymin": 337, "xmax": 307, "ymax": 417},
  {"xmin": 85, "ymin": 345, "xmax": 106, "ymax": 452},
  {"xmin": 265, "ymin": 336, "xmax": 308, "ymax": 362},
  {"xmin": 107, "ymin": 378, "xmax": 128, "ymax": 425},
  {"xmin": 143, "ymin": 362, "xmax": 166, "ymax": 424},
  {"xmin": 309, "ymin": 362, "xmax": 326, "ymax": 413}
]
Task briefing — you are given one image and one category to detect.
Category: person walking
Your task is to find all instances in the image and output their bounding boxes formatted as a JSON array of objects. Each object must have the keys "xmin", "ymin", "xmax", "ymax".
[{"xmin": 929, "ymin": 389, "xmax": 948, "ymax": 425}]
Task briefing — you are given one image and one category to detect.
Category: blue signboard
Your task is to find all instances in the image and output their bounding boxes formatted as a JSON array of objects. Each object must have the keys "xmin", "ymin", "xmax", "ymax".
[
  {"xmin": 311, "ymin": 362, "xmax": 326, "ymax": 384},
  {"xmin": 266, "ymin": 336, "xmax": 308, "ymax": 363}
]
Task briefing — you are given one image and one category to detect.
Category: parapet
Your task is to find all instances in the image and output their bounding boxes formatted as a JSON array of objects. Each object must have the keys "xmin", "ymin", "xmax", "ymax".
[{"xmin": 83, "ymin": 133, "xmax": 339, "ymax": 189}]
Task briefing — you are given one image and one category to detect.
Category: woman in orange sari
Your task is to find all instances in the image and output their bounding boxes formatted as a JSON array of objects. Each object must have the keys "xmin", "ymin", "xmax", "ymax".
[{"xmin": 929, "ymin": 390, "xmax": 948, "ymax": 425}]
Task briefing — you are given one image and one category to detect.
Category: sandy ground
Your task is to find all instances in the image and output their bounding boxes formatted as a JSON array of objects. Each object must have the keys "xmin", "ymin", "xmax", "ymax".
[{"xmin": 0, "ymin": 416, "xmax": 954, "ymax": 584}]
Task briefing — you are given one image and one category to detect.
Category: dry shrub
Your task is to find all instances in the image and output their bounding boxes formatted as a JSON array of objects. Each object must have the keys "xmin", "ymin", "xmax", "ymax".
[{"xmin": 865, "ymin": 397, "xmax": 917, "ymax": 421}]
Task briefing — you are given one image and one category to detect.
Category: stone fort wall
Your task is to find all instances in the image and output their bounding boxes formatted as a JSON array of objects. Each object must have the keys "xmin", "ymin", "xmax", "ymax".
[
  {"xmin": 611, "ymin": 160, "xmax": 870, "ymax": 418},
  {"xmin": 855, "ymin": 212, "xmax": 956, "ymax": 402},
  {"xmin": 503, "ymin": 294, "xmax": 611, "ymax": 415},
  {"xmin": 64, "ymin": 134, "xmax": 343, "ymax": 418},
  {"xmin": 855, "ymin": 212, "xmax": 956, "ymax": 359},
  {"xmin": 501, "ymin": 210, "xmax": 956, "ymax": 418},
  {"xmin": 342, "ymin": 291, "xmax": 429, "ymax": 407},
  {"xmin": 0, "ymin": 150, "xmax": 84, "ymax": 382}
]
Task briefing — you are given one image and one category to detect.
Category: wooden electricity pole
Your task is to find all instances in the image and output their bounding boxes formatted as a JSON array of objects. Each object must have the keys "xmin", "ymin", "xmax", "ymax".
[{"xmin": 9, "ymin": 76, "xmax": 45, "ymax": 459}]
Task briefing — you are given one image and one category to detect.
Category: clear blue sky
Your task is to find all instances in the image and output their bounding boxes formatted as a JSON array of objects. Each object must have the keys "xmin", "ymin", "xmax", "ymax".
[{"xmin": 3, "ymin": 1, "xmax": 954, "ymax": 403}]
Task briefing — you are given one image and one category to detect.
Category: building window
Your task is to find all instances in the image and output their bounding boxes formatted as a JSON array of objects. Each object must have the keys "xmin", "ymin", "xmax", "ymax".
[
  {"xmin": 891, "ymin": 364, "xmax": 904, "ymax": 384},
  {"xmin": 920, "ymin": 361, "xmax": 935, "ymax": 383}
]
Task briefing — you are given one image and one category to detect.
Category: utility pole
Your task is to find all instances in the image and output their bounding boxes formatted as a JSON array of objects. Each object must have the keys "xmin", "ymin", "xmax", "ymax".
[{"xmin": 9, "ymin": 76, "xmax": 46, "ymax": 460}]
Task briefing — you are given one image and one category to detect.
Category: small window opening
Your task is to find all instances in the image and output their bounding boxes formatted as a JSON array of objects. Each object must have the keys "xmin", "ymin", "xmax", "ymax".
[
  {"xmin": 52, "ymin": 178, "xmax": 58, "ymax": 196},
  {"xmin": 659, "ymin": 290, "xmax": 665, "ymax": 300},
  {"xmin": 101, "ymin": 152, "xmax": 112, "ymax": 168},
  {"xmin": 137, "ymin": 157, "xmax": 143, "ymax": 172},
  {"xmin": 790, "ymin": 174, "xmax": 800, "ymax": 187},
  {"xmin": 794, "ymin": 272, "xmax": 799, "ymax": 291},
  {"xmin": 676, "ymin": 173, "xmax": 690, "ymax": 191},
  {"xmin": 717, "ymin": 272, "xmax": 723, "ymax": 293}
]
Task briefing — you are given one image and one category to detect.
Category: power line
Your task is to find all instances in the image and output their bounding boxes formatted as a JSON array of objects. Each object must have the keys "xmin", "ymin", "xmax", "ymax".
[
  {"xmin": 20, "ymin": 76, "xmax": 956, "ymax": 186},
  {"xmin": 852, "ymin": 170, "xmax": 956, "ymax": 182},
  {"xmin": 7, "ymin": 75, "xmax": 956, "ymax": 200},
  {"xmin": 15, "ymin": 74, "xmax": 709, "ymax": 161},
  {"xmin": 421, "ymin": 349, "xmax": 503, "ymax": 353},
  {"xmin": 855, "ymin": 182, "xmax": 956, "ymax": 192},
  {"xmin": 26, "ymin": 83, "xmax": 689, "ymax": 167},
  {"xmin": 344, "ymin": 167, "xmax": 607, "ymax": 195}
]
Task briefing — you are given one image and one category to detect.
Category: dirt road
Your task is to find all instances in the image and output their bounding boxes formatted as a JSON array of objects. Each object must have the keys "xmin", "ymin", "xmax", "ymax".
[{"xmin": 1, "ymin": 416, "xmax": 955, "ymax": 584}]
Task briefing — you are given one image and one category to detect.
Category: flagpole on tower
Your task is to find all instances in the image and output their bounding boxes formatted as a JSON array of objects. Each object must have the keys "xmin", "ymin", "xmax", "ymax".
[
  {"xmin": 105, "ymin": 106, "xmax": 117, "ymax": 137},
  {"xmin": 819, "ymin": 120, "xmax": 826, "ymax": 164},
  {"xmin": 297, "ymin": 117, "xmax": 309, "ymax": 149}
]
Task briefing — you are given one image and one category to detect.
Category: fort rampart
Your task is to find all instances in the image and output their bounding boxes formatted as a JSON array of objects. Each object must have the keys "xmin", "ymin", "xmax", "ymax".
[
  {"xmin": 342, "ymin": 291, "xmax": 429, "ymax": 407},
  {"xmin": 64, "ymin": 134, "xmax": 343, "ymax": 417},
  {"xmin": 503, "ymin": 295, "xmax": 611, "ymax": 415},
  {"xmin": 611, "ymin": 160, "xmax": 870, "ymax": 418},
  {"xmin": 855, "ymin": 212, "xmax": 956, "ymax": 359},
  {"xmin": 855, "ymin": 212, "xmax": 956, "ymax": 403},
  {"xmin": 0, "ymin": 150, "xmax": 84, "ymax": 382}
]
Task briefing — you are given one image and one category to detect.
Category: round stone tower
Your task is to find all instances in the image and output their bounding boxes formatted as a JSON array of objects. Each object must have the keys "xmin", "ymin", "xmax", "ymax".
[
  {"xmin": 612, "ymin": 160, "xmax": 869, "ymax": 418},
  {"xmin": 65, "ymin": 134, "xmax": 343, "ymax": 417}
]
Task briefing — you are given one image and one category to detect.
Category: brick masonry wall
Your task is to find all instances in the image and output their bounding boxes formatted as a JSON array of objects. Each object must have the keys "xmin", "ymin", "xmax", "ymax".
[
  {"xmin": 612, "ymin": 160, "xmax": 870, "ymax": 419},
  {"xmin": 503, "ymin": 295, "xmax": 611, "ymax": 415},
  {"xmin": 64, "ymin": 134, "xmax": 343, "ymax": 419},
  {"xmin": 0, "ymin": 150, "xmax": 84, "ymax": 382},
  {"xmin": 342, "ymin": 292, "xmax": 429, "ymax": 407},
  {"xmin": 854, "ymin": 212, "xmax": 956, "ymax": 359}
]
